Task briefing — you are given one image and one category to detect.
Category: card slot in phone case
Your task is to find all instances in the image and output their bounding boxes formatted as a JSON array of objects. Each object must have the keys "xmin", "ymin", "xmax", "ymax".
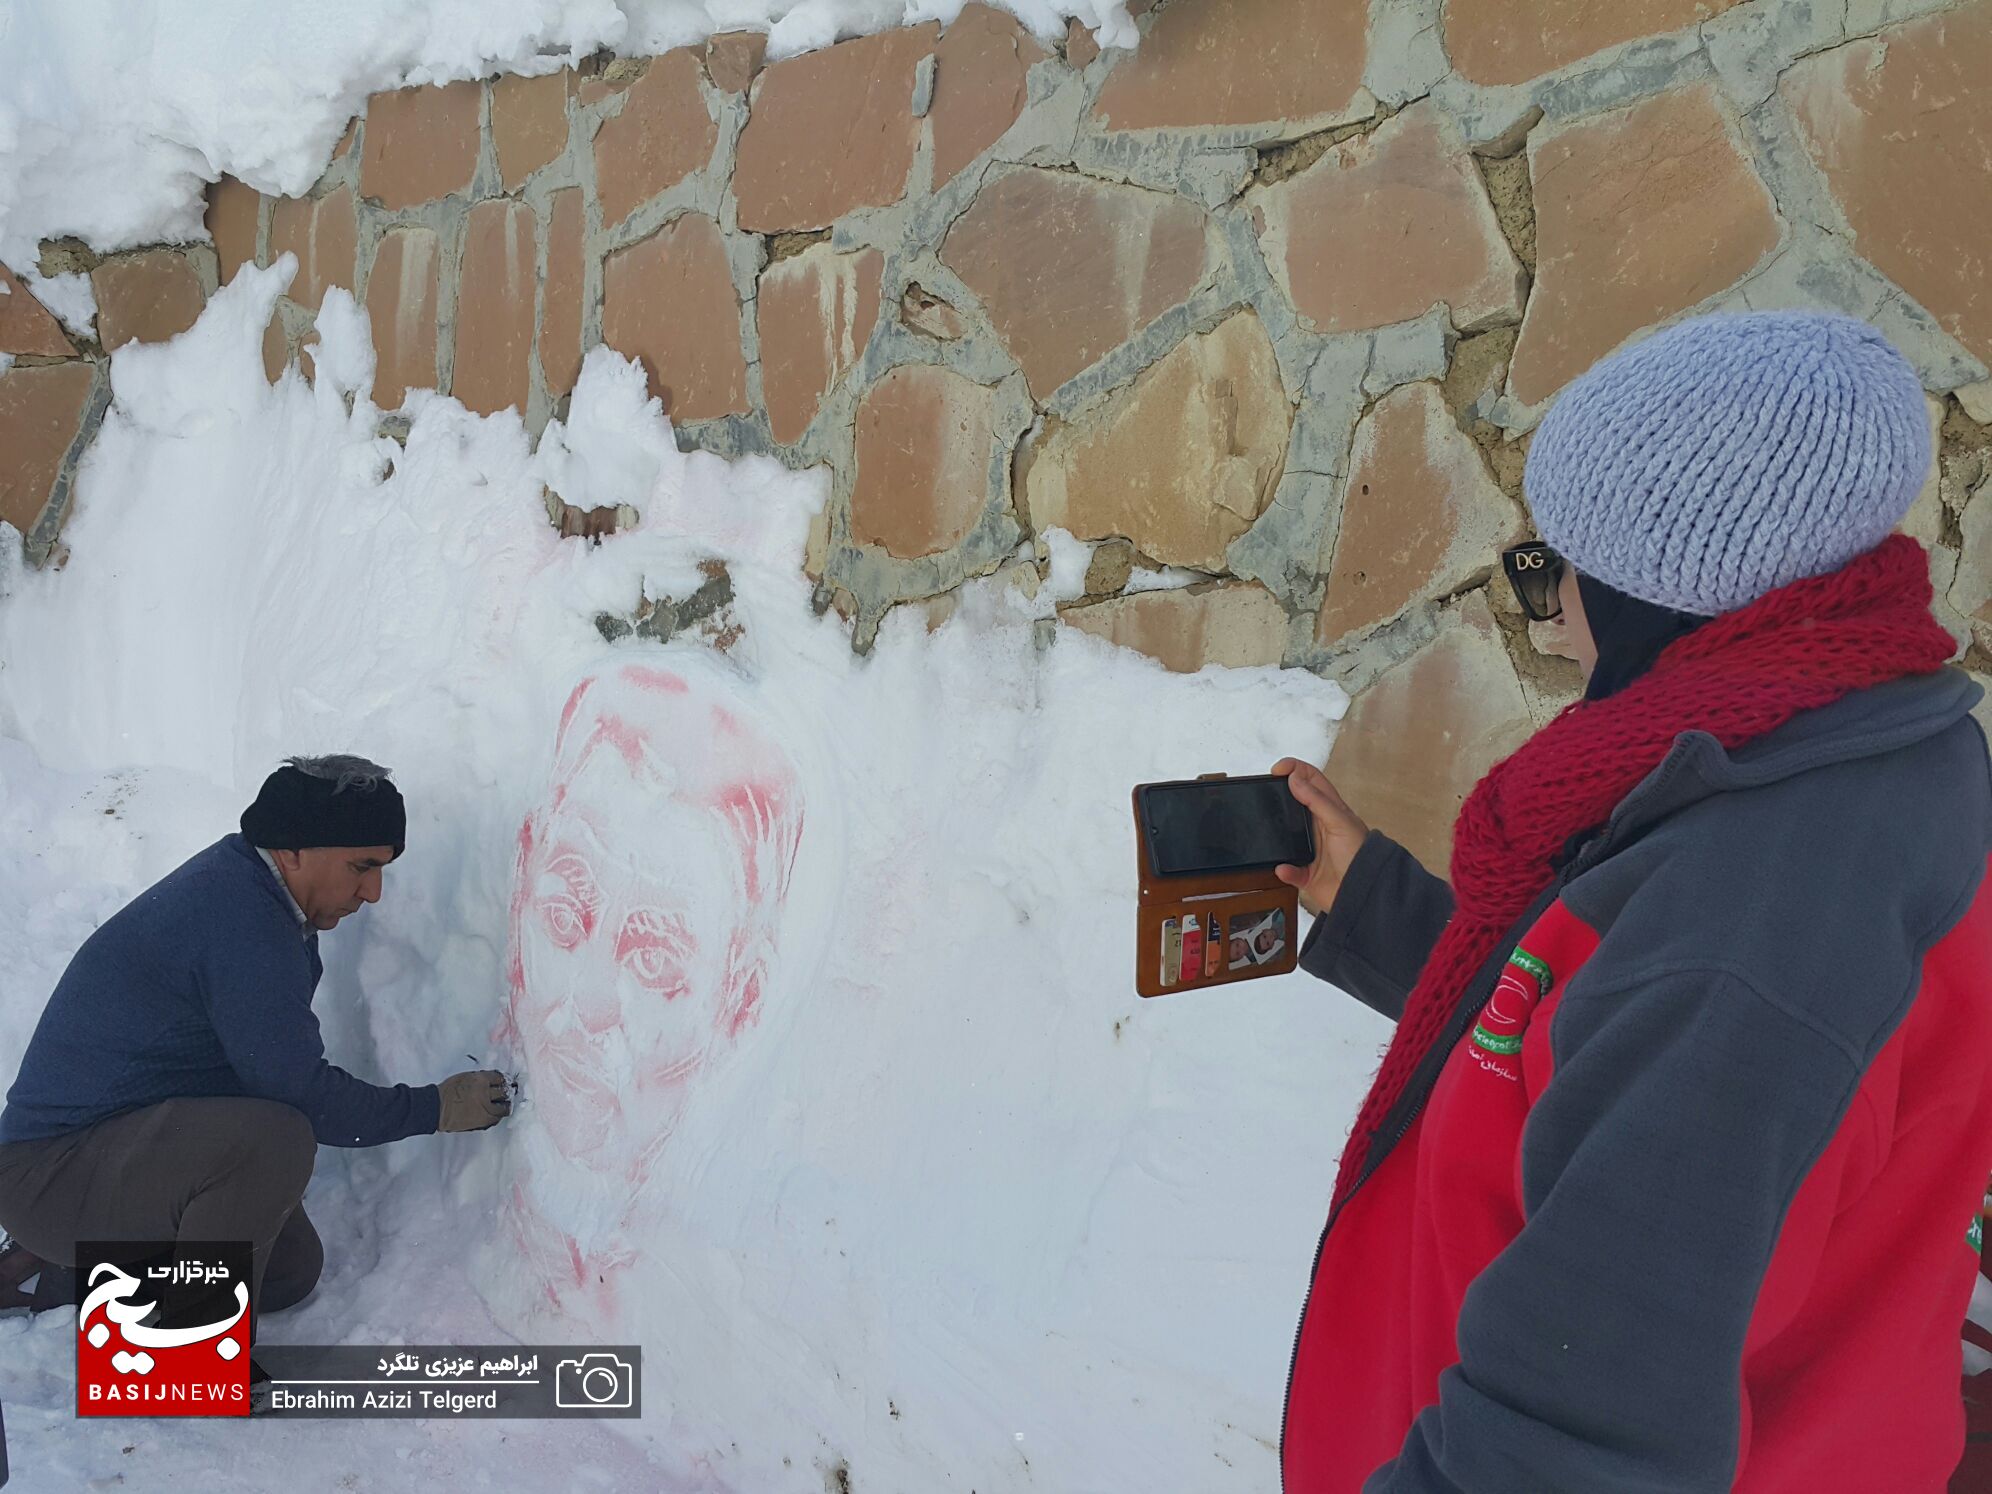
[{"xmin": 1132, "ymin": 779, "xmax": 1300, "ymax": 998}]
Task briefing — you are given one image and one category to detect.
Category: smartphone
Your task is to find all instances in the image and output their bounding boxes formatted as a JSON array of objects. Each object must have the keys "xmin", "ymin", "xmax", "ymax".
[{"xmin": 1137, "ymin": 774, "xmax": 1316, "ymax": 879}]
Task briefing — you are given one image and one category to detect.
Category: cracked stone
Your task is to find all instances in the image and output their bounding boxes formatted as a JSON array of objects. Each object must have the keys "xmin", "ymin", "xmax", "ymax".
[
  {"xmin": 1252, "ymin": 102, "xmax": 1524, "ymax": 337},
  {"xmin": 704, "ymin": 32, "xmax": 768, "ymax": 93},
  {"xmin": 1509, "ymin": 84, "xmax": 1780, "ymax": 408},
  {"xmin": 360, "ymin": 81, "xmax": 481, "ymax": 209},
  {"xmin": 758, "ymin": 244, "xmax": 884, "ymax": 445},
  {"xmin": 1093, "ymin": 0, "xmax": 1369, "ymax": 134},
  {"xmin": 734, "ymin": 26, "xmax": 937, "ymax": 231},
  {"xmin": 901, "ymin": 284, "xmax": 968, "ymax": 340},
  {"xmin": 1060, "ymin": 582, "xmax": 1289, "ymax": 671},
  {"xmin": 453, "ymin": 200, "xmax": 536, "ymax": 416},
  {"xmin": 1085, "ymin": 536, "xmax": 1136, "ymax": 595},
  {"xmin": 0, "ymin": 265, "xmax": 76, "ymax": 357},
  {"xmin": 940, "ymin": 167, "xmax": 1207, "ymax": 400},
  {"xmin": 1900, "ymin": 394, "xmax": 1946, "ymax": 545},
  {"xmin": 1783, "ymin": 9, "xmax": 1992, "ymax": 369},
  {"xmin": 1365, "ymin": 311, "xmax": 1453, "ymax": 399},
  {"xmin": 1704, "ymin": 0, "xmax": 1845, "ymax": 110},
  {"xmin": 1022, "ymin": 311, "xmax": 1290, "ymax": 571},
  {"xmin": 492, "ymin": 70, "xmax": 572, "ymax": 191},
  {"xmin": 593, "ymin": 49, "xmax": 716, "ymax": 232},
  {"xmin": 1367, "ymin": 0, "xmax": 1452, "ymax": 106},
  {"xmin": 541, "ymin": 188, "xmax": 586, "ymax": 400},
  {"xmin": 931, "ymin": 3, "xmax": 1048, "ymax": 188},
  {"xmin": 1317, "ymin": 382, "xmax": 1521, "ymax": 647},
  {"xmin": 1958, "ymin": 382, "xmax": 1992, "ymax": 428},
  {"xmin": 850, "ymin": 364, "xmax": 999, "ymax": 558},
  {"xmin": 1065, "ymin": 18, "xmax": 1101, "ymax": 69},
  {"xmin": 263, "ymin": 317, "xmax": 290, "ymax": 383},
  {"xmin": 602, "ymin": 213, "xmax": 749, "ymax": 422},
  {"xmin": 0, "ymin": 363, "xmax": 93, "ymax": 538},
  {"xmin": 1324, "ymin": 592, "xmax": 1535, "ymax": 871},
  {"xmin": 1951, "ymin": 472, "xmax": 1992, "ymax": 638},
  {"xmin": 1445, "ymin": 0, "xmax": 1747, "ymax": 88},
  {"xmin": 269, "ymin": 186, "xmax": 358, "ymax": 313},
  {"xmin": 204, "ymin": 176, "xmax": 262, "ymax": 288},
  {"xmin": 1441, "ymin": 326, "xmax": 1519, "ymax": 426},
  {"xmin": 91, "ymin": 250, "xmax": 205, "ymax": 350},
  {"xmin": 365, "ymin": 226, "xmax": 440, "ymax": 411},
  {"xmin": 578, "ymin": 55, "xmax": 644, "ymax": 106}
]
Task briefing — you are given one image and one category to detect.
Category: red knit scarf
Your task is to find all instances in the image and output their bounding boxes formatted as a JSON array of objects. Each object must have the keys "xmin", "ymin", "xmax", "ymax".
[{"xmin": 1328, "ymin": 534, "xmax": 1958, "ymax": 1210}]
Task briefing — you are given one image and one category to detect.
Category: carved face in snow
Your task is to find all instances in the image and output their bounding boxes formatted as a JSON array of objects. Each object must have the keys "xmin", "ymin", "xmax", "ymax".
[{"xmin": 506, "ymin": 661, "xmax": 803, "ymax": 1184}]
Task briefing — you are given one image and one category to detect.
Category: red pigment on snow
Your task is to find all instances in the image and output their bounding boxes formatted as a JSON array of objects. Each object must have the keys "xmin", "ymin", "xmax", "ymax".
[
  {"xmin": 556, "ymin": 677, "xmax": 596, "ymax": 741},
  {"xmin": 586, "ymin": 709, "xmax": 653, "ymax": 776},
  {"xmin": 503, "ymin": 662, "xmax": 813, "ymax": 1303},
  {"xmin": 538, "ymin": 847, "xmax": 603, "ymax": 946},
  {"xmin": 505, "ymin": 818, "xmax": 536, "ymax": 996},
  {"xmin": 721, "ymin": 938, "xmax": 764, "ymax": 1038},
  {"xmin": 622, "ymin": 664, "xmax": 689, "ymax": 696}
]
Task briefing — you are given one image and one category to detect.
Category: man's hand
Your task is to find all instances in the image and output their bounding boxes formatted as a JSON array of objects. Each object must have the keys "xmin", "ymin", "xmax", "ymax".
[
  {"xmin": 437, "ymin": 1070, "xmax": 512, "ymax": 1133},
  {"xmin": 1271, "ymin": 758, "xmax": 1371, "ymax": 917}
]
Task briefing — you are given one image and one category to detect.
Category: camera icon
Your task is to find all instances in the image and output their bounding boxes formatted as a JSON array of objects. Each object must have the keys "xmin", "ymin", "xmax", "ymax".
[{"xmin": 555, "ymin": 1353, "xmax": 633, "ymax": 1410}]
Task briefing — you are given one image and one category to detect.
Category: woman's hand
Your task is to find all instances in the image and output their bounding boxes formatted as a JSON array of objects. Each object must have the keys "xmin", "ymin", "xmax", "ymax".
[{"xmin": 1271, "ymin": 758, "xmax": 1370, "ymax": 917}]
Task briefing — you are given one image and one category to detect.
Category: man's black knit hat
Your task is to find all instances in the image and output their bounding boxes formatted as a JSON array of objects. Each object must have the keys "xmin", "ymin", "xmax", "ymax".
[{"xmin": 241, "ymin": 756, "xmax": 406, "ymax": 855}]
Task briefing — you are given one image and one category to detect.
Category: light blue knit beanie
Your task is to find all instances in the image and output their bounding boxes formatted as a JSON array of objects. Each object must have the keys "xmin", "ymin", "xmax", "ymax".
[{"xmin": 1523, "ymin": 311, "xmax": 1931, "ymax": 616}]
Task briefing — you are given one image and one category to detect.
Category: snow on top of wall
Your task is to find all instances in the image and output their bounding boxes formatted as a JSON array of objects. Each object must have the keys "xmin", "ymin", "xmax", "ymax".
[{"xmin": 0, "ymin": 0, "xmax": 1136, "ymax": 270}]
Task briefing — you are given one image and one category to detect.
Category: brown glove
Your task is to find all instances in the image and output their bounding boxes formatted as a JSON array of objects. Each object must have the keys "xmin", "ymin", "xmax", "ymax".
[{"xmin": 437, "ymin": 1070, "xmax": 512, "ymax": 1133}]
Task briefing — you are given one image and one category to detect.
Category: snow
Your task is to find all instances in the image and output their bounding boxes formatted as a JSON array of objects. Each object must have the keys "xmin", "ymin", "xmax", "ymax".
[
  {"xmin": 19, "ymin": 270, "xmax": 93, "ymax": 340},
  {"xmin": 1038, "ymin": 532, "xmax": 1211, "ymax": 603},
  {"xmin": 1039, "ymin": 525, "xmax": 1093, "ymax": 603},
  {"xmin": 0, "ymin": 0, "xmax": 1137, "ymax": 269},
  {"xmin": 0, "ymin": 262, "xmax": 1380, "ymax": 1489},
  {"xmin": 1125, "ymin": 563, "xmax": 1208, "ymax": 594}
]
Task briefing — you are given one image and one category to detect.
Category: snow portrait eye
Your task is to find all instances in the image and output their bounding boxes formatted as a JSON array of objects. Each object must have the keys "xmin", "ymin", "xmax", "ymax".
[
  {"xmin": 615, "ymin": 908, "xmax": 695, "ymax": 996},
  {"xmin": 536, "ymin": 852, "xmax": 600, "ymax": 949}
]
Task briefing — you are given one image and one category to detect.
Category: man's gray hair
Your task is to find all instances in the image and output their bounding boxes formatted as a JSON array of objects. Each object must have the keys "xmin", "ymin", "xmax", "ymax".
[{"xmin": 286, "ymin": 754, "xmax": 393, "ymax": 794}]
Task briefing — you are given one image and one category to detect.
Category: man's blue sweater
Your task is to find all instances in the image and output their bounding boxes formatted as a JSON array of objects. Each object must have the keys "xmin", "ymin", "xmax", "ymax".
[{"xmin": 0, "ymin": 834, "xmax": 440, "ymax": 1147}]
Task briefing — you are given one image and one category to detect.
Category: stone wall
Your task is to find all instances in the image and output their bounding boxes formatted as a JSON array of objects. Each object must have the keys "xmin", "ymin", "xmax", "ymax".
[{"xmin": 8, "ymin": 0, "xmax": 1992, "ymax": 868}]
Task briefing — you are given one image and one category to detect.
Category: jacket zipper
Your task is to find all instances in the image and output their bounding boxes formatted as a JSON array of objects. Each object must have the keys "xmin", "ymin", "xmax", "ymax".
[
  {"xmin": 1275, "ymin": 974, "xmax": 1489, "ymax": 1486},
  {"xmin": 1276, "ymin": 861, "xmax": 1588, "ymax": 1489}
]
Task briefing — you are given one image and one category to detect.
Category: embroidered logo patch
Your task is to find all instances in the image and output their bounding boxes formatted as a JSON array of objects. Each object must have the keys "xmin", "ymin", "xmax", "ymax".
[{"xmin": 1472, "ymin": 946, "xmax": 1553, "ymax": 1057}]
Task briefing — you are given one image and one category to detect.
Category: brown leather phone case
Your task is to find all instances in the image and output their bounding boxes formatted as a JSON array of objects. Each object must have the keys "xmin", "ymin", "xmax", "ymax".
[{"xmin": 1133, "ymin": 775, "xmax": 1301, "ymax": 998}]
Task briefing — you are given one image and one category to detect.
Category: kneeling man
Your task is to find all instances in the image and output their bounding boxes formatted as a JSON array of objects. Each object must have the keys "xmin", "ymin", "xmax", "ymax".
[{"xmin": 0, "ymin": 756, "xmax": 510, "ymax": 1326}]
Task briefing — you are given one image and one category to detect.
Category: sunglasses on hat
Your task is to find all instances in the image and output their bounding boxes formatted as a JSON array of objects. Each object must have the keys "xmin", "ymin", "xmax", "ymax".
[{"xmin": 1501, "ymin": 541, "xmax": 1565, "ymax": 622}]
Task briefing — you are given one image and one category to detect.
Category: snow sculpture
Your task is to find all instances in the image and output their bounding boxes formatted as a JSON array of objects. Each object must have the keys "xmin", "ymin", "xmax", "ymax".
[{"xmin": 499, "ymin": 656, "xmax": 805, "ymax": 1305}]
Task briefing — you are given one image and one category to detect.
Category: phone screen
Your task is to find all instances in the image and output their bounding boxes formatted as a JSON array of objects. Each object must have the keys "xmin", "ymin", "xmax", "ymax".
[{"xmin": 1140, "ymin": 776, "xmax": 1315, "ymax": 878}]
